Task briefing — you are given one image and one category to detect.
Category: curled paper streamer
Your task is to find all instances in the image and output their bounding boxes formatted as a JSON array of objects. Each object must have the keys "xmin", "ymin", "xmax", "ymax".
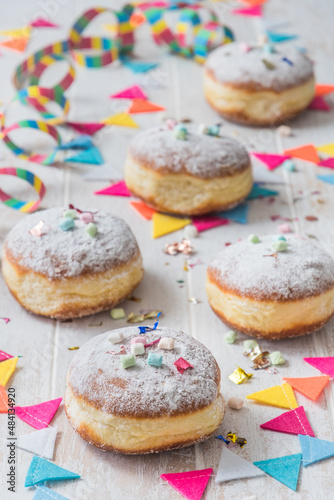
[{"xmin": 0, "ymin": 167, "xmax": 46, "ymax": 212}]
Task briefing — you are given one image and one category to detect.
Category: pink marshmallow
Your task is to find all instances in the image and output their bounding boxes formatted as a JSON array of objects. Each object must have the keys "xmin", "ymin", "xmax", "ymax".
[
  {"xmin": 131, "ymin": 336, "xmax": 146, "ymax": 345},
  {"xmin": 278, "ymin": 223, "xmax": 292, "ymax": 234},
  {"xmin": 80, "ymin": 212, "xmax": 94, "ymax": 224}
]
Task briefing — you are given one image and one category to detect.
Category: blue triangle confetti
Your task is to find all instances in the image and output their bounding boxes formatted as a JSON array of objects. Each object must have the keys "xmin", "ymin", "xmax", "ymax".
[
  {"xmin": 33, "ymin": 485, "xmax": 70, "ymax": 500},
  {"xmin": 58, "ymin": 135, "xmax": 93, "ymax": 150},
  {"xmin": 254, "ymin": 453, "xmax": 302, "ymax": 491},
  {"xmin": 317, "ymin": 174, "xmax": 334, "ymax": 185},
  {"xmin": 216, "ymin": 203, "xmax": 249, "ymax": 224},
  {"xmin": 122, "ymin": 59, "xmax": 159, "ymax": 73},
  {"xmin": 247, "ymin": 184, "xmax": 279, "ymax": 200},
  {"xmin": 65, "ymin": 146, "xmax": 104, "ymax": 165},
  {"xmin": 299, "ymin": 434, "xmax": 334, "ymax": 466},
  {"xmin": 266, "ymin": 31, "xmax": 298, "ymax": 43},
  {"xmin": 25, "ymin": 455, "xmax": 80, "ymax": 487}
]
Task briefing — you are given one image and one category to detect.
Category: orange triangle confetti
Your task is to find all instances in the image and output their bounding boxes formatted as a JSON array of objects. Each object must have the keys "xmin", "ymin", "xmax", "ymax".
[
  {"xmin": 315, "ymin": 84, "xmax": 334, "ymax": 97},
  {"xmin": 246, "ymin": 383, "xmax": 298, "ymax": 409},
  {"xmin": 128, "ymin": 99, "xmax": 165, "ymax": 114},
  {"xmin": 283, "ymin": 376, "xmax": 330, "ymax": 401},
  {"xmin": 0, "ymin": 36, "xmax": 28, "ymax": 52},
  {"xmin": 130, "ymin": 201, "xmax": 156, "ymax": 220},
  {"xmin": 283, "ymin": 144, "xmax": 320, "ymax": 164},
  {"xmin": 0, "ymin": 385, "xmax": 8, "ymax": 413}
]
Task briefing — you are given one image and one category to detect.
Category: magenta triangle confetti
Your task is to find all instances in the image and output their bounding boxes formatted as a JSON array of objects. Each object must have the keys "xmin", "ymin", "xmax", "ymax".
[
  {"xmin": 0, "ymin": 350, "xmax": 13, "ymax": 362},
  {"xmin": 232, "ymin": 6, "xmax": 262, "ymax": 16},
  {"xmin": 260, "ymin": 406, "xmax": 314, "ymax": 436},
  {"xmin": 94, "ymin": 180, "xmax": 131, "ymax": 197},
  {"xmin": 319, "ymin": 157, "xmax": 334, "ymax": 168},
  {"xmin": 30, "ymin": 18, "xmax": 59, "ymax": 28},
  {"xmin": 192, "ymin": 216, "xmax": 229, "ymax": 232},
  {"xmin": 15, "ymin": 398, "xmax": 62, "ymax": 430},
  {"xmin": 110, "ymin": 85, "xmax": 147, "ymax": 100},
  {"xmin": 304, "ymin": 357, "xmax": 334, "ymax": 377},
  {"xmin": 161, "ymin": 468, "xmax": 212, "ymax": 500},
  {"xmin": 308, "ymin": 96, "xmax": 331, "ymax": 111},
  {"xmin": 251, "ymin": 153, "xmax": 290, "ymax": 170}
]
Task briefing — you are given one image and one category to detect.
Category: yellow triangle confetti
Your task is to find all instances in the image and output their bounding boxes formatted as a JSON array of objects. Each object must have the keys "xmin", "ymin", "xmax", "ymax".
[
  {"xmin": 152, "ymin": 213, "xmax": 191, "ymax": 239},
  {"xmin": 102, "ymin": 113, "xmax": 139, "ymax": 128},
  {"xmin": 316, "ymin": 143, "xmax": 334, "ymax": 156},
  {"xmin": 0, "ymin": 357, "xmax": 18, "ymax": 387},
  {"xmin": 0, "ymin": 26, "xmax": 31, "ymax": 38},
  {"xmin": 246, "ymin": 383, "xmax": 298, "ymax": 409}
]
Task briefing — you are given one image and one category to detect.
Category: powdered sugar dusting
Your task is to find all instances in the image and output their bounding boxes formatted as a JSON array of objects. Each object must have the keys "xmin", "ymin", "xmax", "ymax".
[
  {"xmin": 209, "ymin": 235, "xmax": 334, "ymax": 301},
  {"xmin": 205, "ymin": 43, "xmax": 314, "ymax": 92},
  {"xmin": 129, "ymin": 125, "xmax": 250, "ymax": 179},
  {"xmin": 67, "ymin": 327, "xmax": 220, "ymax": 418},
  {"xmin": 4, "ymin": 207, "xmax": 140, "ymax": 279}
]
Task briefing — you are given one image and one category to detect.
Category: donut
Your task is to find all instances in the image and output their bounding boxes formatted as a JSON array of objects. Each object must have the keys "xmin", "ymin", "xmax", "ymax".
[
  {"xmin": 204, "ymin": 42, "xmax": 315, "ymax": 126},
  {"xmin": 2, "ymin": 207, "xmax": 143, "ymax": 319},
  {"xmin": 65, "ymin": 326, "xmax": 224, "ymax": 454},
  {"xmin": 206, "ymin": 235, "xmax": 334, "ymax": 340},
  {"xmin": 124, "ymin": 123, "xmax": 253, "ymax": 215}
]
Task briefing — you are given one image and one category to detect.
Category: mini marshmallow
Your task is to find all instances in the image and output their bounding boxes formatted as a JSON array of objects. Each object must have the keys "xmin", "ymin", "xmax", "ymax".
[
  {"xmin": 248, "ymin": 234, "xmax": 260, "ymax": 244},
  {"xmin": 59, "ymin": 217, "xmax": 75, "ymax": 231},
  {"xmin": 131, "ymin": 336, "xmax": 146, "ymax": 345},
  {"xmin": 158, "ymin": 337, "xmax": 175, "ymax": 350},
  {"xmin": 184, "ymin": 225, "xmax": 198, "ymax": 239},
  {"xmin": 80, "ymin": 212, "xmax": 94, "ymax": 224},
  {"xmin": 224, "ymin": 331, "xmax": 237, "ymax": 344},
  {"xmin": 269, "ymin": 351, "xmax": 286, "ymax": 365},
  {"xmin": 228, "ymin": 397, "xmax": 244, "ymax": 410},
  {"xmin": 108, "ymin": 331, "xmax": 124, "ymax": 344},
  {"xmin": 121, "ymin": 354, "xmax": 136, "ymax": 369},
  {"xmin": 147, "ymin": 352, "xmax": 162, "ymax": 367},
  {"xmin": 272, "ymin": 240, "xmax": 288, "ymax": 252},
  {"xmin": 131, "ymin": 343, "xmax": 145, "ymax": 356},
  {"xmin": 110, "ymin": 308, "xmax": 125, "ymax": 320},
  {"xmin": 63, "ymin": 209, "xmax": 77, "ymax": 219},
  {"xmin": 244, "ymin": 339, "xmax": 258, "ymax": 350},
  {"xmin": 278, "ymin": 223, "xmax": 292, "ymax": 234},
  {"xmin": 86, "ymin": 222, "xmax": 98, "ymax": 237}
]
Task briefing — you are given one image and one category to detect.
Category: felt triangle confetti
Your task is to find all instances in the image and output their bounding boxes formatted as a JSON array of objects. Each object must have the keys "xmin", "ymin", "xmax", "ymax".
[
  {"xmin": 246, "ymin": 383, "xmax": 298, "ymax": 409},
  {"xmin": 0, "ymin": 385, "xmax": 8, "ymax": 413},
  {"xmin": 33, "ymin": 485, "xmax": 70, "ymax": 500},
  {"xmin": 232, "ymin": 6, "xmax": 262, "ymax": 16},
  {"xmin": 130, "ymin": 201, "xmax": 156, "ymax": 220},
  {"xmin": 308, "ymin": 96, "xmax": 331, "ymax": 111},
  {"xmin": 95, "ymin": 180, "xmax": 131, "ymax": 197},
  {"xmin": 304, "ymin": 357, "xmax": 334, "ymax": 377},
  {"xmin": 15, "ymin": 398, "xmax": 62, "ymax": 430},
  {"xmin": 251, "ymin": 152, "xmax": 290, "ymax": 170},
  {"xmin": 0, "ymin": 357, "xmax": 18, "ymax": 387},
  {"xmin": 283, "ymin": 144, "xmax": 320, "ymax": 164},
  {"xmin": 247, "ymin": 185, "xmax": 279, "ymax": 200},
  {"xmin": 316, "ymin": 143, "xmax": 334, "ymax": 156},
  {"xmin": 260, "ymin": 406, "xmax": 314, "ymax": 436},
  {"xmin": 0, "ymin": 37, "xmax": 28, "ymax": 52},
  {"xmin": 0, "ymin": 350, "xmax": 13, "ymax": 362},
  {"xmin": 319, "ymin": 157, "xmax": 334, "ymax": 168},
  {"xmin": 0, "ymin": 27, "xmax": 31, "ymax": 38},
  {"xmin": 299, "ymin": 434, "xmax": 334, "ymax": 466},
  {"xmin": 192, "ymin": 216, "xmax": 229, "ymax": 233},
  {"xmin": 17, "ymin": 426, "xmax": 58, "ymax": 460},
  {"xmin": 102, "ymin": 112, "xmax": 139, "ymax": 128},
  {"xmin": 217, "ymin": 204, "xmax": 249, "ymax": 224},
  {"xmin": 315, "ymin": 84, "xmax": 334, "ymax": 97},
  {"xmin": 254, "ymin": 453, "xmax": 302, "ymax": 491},
  {"xmin": 266, "ymin": 31, "xmax": 298, "ymax": 43},
  {"xmin": 65, "ymin": 146, "xmax": 103, "ymax": 165},
  {"xmin": 30, "ymin": 18, "xmax": 59, "ymax": 28},
  {"xmin": 161, "ymin": 468, "xmax": 212, "ymax": 500},
  {"xmin": 152, "ymin": 213, "xmax": 191, "ymax": 238},
  {"xmin": 25, "ymin": 455, "xmax": 80, "ymax": 487},
  {"xmin": 283, "ymin": 376, "xmax": 330, "ymax": 401},
  {"xmin": 215, "ymin": 446, "xmax": 265, "ymax": 483},
  {"xmin": 66, "ymin": 121, "xmax": 105, "ymax": 135},
  {"xmin": 110, "ymin": 85, "xmax": 147, "ymax": 100},
  {"xmin": 122, "ymin": 60, "xmax": 159, "ymax": 73},
  {"xmin": 128, "ymin": 99, "xmax": 165, "ymax": 114},
  {"xmin": 58, "ymin": 135, "xmax": 93, "ymax": 150}
]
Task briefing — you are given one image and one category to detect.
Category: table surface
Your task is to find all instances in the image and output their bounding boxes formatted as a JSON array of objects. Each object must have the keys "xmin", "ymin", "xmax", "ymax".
[{"xmin": 1, "ymin": 1, "xmax": 334, "ymax": 499}]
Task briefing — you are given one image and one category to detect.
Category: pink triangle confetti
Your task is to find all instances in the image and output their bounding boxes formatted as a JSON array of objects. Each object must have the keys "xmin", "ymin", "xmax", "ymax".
[
  {"xmin": 0, "ymin": 350, "xmax": 13, "ymax": 362},
  {"xmin": 192, "ymin": 216, "xmax": 229, "ymax": 233},
  {"xmin": 232, "ymin": 5, "xmax": 262, "ymax": 16},
  {"xmin": 94, "ymin": 180, "xmax": 131, "ymax": 197},
  {"xmin": 30, "ymin": 18, "xmax": 59, "ymax": 28},
  {"xmin": 110, "ymin": 85, "xmax": 147, "ymax": 100},
  {"xmin": 251, "ymin": 153, "xmax": 290, "ymax": 170},
  {"xmin": 161, "ymin": 468, "xmax": 212, "ymax": 500},
  {"xmin": 0, "ymin": 318, "xmax": 10, "ymax": 324},
  {"xmin": 319, "ymin": 158, "xmax": 334, "ymax": 168},
  {"xmin": 260, "ymin": 406, "xmax": 314, "ymax": 436},
  {"xmin": 15, "ymin": 398, "xmax": 62, "ymax": 430},
  {"xmin": 304, "ymin": 357, "xmax": 334, "ymax": 378},
  {"xmin": 309, "ymin": 96, "xmax": 331, "ymax": 111}
]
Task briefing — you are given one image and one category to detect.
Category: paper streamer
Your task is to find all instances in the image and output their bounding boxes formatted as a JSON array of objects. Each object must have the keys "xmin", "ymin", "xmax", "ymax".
[{"xmin": 0, "ymin": 168, "xmax": 46, "ymax": 212}]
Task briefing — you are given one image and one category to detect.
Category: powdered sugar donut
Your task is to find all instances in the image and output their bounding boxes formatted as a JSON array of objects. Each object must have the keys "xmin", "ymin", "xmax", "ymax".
[
  {"xmin": 65, "ymin": 327, "xmax": 224, "ymax": 454},
  {"xmin": 206, "ymin": 235, "xmax": 334, "ymax": 339},
  {"xmin": 204, "ymin": 43, "xmax": 315, "ymax": 126},
  {"xmin": 124, "ymin": 124, "xmax": 253, "ymax": 215},
  {"xmin": 2, "ymin": 207, "xmax": 143, "ymax": 319}
]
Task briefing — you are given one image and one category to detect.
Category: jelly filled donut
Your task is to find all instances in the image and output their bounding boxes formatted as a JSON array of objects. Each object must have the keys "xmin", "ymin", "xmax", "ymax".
[
  {"xmin": 124, "ymin": 123, "xmax": 253, "ymax": 215},
  {"xmin": 65, "ymin": 326, "xmax": 224, "ymax": 454},
  {"xmin": 206, "ymin": 235, "xmax": 334, "ymax": 339},
  {"xmin": 204, "ymin": 42, "xmax": 315, "ymax": 126},
  {"xmin": 2, "ymin": 207, "xmax": 143, "ymax": 319}
]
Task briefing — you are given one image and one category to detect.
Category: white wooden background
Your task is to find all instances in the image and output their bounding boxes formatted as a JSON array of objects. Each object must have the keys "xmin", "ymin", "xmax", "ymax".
[{"xmin": 1, "ymin": 1, "xmax": 334, "ymax": 499}]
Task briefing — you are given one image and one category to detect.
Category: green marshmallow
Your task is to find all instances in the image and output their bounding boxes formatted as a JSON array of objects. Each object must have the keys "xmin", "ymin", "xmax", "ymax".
[
  {"xmin": 63, "ymin": 209, "xmax": 77, "ymax": 219},
  {"xmin": 224, "ymin": 331, "xmax": 237, "ymax": 344},
  {"xmin": 248, "ymin": 234, "xmax": 260, "ymax": 243},
  {"xmin": 272, "ymin": 240, "xmax": 288, "ymax": 252},
  {"xmin": 269, "ymin": 351, "xmax": 285, "ymax": 365},
  {"xmin": 110, "ymin": 308, "xmax": 125, "ymax": 320},
  {"xmin": 244, "ymin": 339, "xmax": 258, "ymax": 350},
  {"xmin": 121, "ymin": 354, "xmax": 136, "ymax": 369},
  {"xmin": 86, "ymin": 222, "xmax": 98, "ymax": 237}
]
